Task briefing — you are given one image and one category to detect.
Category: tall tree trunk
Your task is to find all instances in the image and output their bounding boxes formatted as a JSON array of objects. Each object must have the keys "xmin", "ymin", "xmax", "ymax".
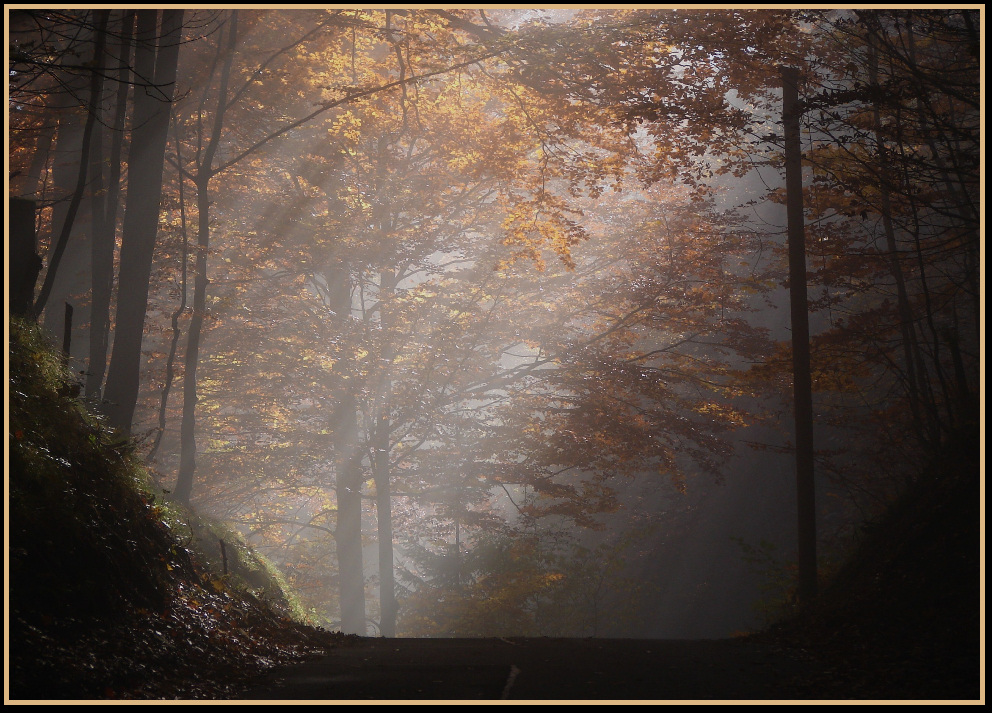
[
  {"xmin": 373, "ymin": 442, "xmax": 396, "ymax": 635},
  {"xmin": 87, "ymin": 9, "xmax": 135, "ymax": 399},
  {"xmin": 147, "ymin": 115, "xmax": 190, "ymax": 462},
  {"xmin": 174, "ymin": 11, "xmax": 238, "ymax": 503},
  {"xmin": 103, "ymin": 9, "xmax": 184, "ymax": 434},
  {"xmin": 336, "ymin": 391, "xmax": 367, "ymax": 635},
  {"xmin": 781, "ymin": 65, "xmax": 817, "ymax": 603},
  {"xmin": 321, "ymin": 260, "xmax": 367, "ymax": 635},
  {"xmin": 85, "ymin": 67, "xmax": 107, "ymax": 388},
  {"xmin": 36, "ymin": 43, "xmax": 86, "ymax": 338},
  {"xmin": 174, "ymin": 176, "xmax": 210, "ymax": 502},
  {"xmin": 370, "ymin": 125, "xmax": 398, "ymax": 635},
  {"xmin": 374, "ymin": 267, "xmax": 398, "ymax": 637},
  {"xmin": 9, "ymin": 199, "xmax": 42, "ymax": 318}
]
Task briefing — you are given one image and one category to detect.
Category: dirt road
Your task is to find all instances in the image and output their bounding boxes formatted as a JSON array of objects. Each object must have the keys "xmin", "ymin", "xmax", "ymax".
[{"xmin": 242, "ymin": 637, "xmax": 828, "ymax": 701}]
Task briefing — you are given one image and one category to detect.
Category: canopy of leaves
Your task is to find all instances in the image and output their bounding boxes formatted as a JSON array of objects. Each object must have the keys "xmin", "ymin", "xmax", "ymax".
[{"xmin": 7, "ymin": 8, "xmax": 979, "ymax": 639}]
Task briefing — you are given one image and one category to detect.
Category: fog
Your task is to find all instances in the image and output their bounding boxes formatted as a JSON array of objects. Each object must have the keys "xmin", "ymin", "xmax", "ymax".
[{"xmin": 10, "ymin": 9, "xmax": 978, "ymax": 640}]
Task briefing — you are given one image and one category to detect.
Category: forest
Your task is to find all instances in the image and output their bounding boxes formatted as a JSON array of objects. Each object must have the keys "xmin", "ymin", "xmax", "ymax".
[{"xmin": 7, "ymin": 7, "xmax": 980, "ymax": 652}]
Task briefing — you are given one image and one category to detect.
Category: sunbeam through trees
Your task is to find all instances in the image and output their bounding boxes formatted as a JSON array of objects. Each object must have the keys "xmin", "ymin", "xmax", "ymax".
[{"xmin": 8, "ymin": 8, "xmax": 980, "ymax": 651}]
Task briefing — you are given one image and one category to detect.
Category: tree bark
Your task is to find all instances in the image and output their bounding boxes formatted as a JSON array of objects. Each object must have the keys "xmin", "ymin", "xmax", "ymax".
[
  {"xmin": 9, "ymin": 199, "xmax": 42, "ymax": 317},
  {"xmin": 374, "ymin": 268, "xmax": 398, "ymax": 637},
  {"xmin": 87, "ymin": 9, "xmax": 135, "ymax": 399},
  {"xmin": 335, "ymin": 390, "xmax": 367, "ymax": 635},
  {"xmin": 174, "ymin": 11, "xmax": 238, "ymax": 503},
  {"xmin": 103, "ymin": 9, "xmax": 184, "ymax": 434},
  {"xmin": 322, "ymin": 260, "xmax": 367, "ymax": 636},
  {"xmin": 146, "ymin": 115, "xmax": 190, "ymax": 463},
  {"xmin": 781, "ymin": 65, "xmax": 817, "ymax": 603},
  {"xmin": 36, "ymin": 24, "xmax": 89, "ymax": 340}
]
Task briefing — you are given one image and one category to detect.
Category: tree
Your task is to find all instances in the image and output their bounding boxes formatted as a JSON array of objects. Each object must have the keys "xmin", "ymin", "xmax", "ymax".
[
  {"xmin": 9, "ymin": 10, "xmax": 112, "ymax": 346},
  {"xmin": 31, "ymin": 11, "xmax": 109, "ymax": 325},
  {"xmin": 777, "ymin": 10, "xmax": 979, "ymax": 507},
  {"xmin": 145, "ymin": 9, "xmax": 795, "ymax": 632},
  {"xmin": 102, "ymin": 9, "xmax": 184, "ymax": 433},
  {"xmin": 10, "ymin": 8, "xmax": 975, "ymax": 637},
  {"xmin": 781, "ymin": 65, "xmax": 817, "ymax": 602},
  {"xmin": 86, "ymin": 10, "xmax": 136, "ymax": 399}
]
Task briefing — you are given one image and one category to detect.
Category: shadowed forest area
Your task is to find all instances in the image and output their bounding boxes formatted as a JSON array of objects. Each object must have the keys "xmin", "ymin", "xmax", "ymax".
[{"xmin": 6, "ymin": 9, "xmax": 982, "ymax": 701}]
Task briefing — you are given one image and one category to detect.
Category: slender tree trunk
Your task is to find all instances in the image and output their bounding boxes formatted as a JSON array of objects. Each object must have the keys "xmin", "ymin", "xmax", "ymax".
[
  {"xmin": 374, "ymin": 413, "xmax": 397, "ymax": 636},
  {"xmin": 86, "ymin": 73, "xmax": 108, "ymax": 391},
  {"xmin": 147, "ymin": 115, "xmax": 190, "ymax": 462},
  {"xmin": 321, "ymin": 259, "xmax": 367, "ymax": 635},
  {"xmin": 781, "ymin": 65, "xmax": 817, "ymax": 603},
  {"xmin": 374, "ymin": 267, "xmax": 398, "ymax": 637},
  {"xmin": 87, "ymin": 9, "xmax": 135, "ymax": 399},
  {"xmin": 336, "ymin": 390, "xmax": 367, "ymax": 635},
  {"xmin": 37, "ymin": 35, "xmax": 88, "ymax": 338},
  {"xmin": 370, "ymin": 126, "xmax": 399, "ymax": 635},
  {"xmin": 174, "ymin": 11, "xmax": 237, "ymax": 503},
  {"xmin": 174, "ymin": 176, "xmax": 210, "ymax": 502},
  {"xmin": 103, "ymin": 9, "xmax": 184, "ymax": 433}
]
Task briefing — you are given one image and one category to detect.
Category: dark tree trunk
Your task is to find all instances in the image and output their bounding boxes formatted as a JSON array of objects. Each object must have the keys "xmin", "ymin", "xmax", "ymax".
[
  {"xmin": 174, "ymin": 175, "xmax": 211, "ymax": 503},
  {"xmin": 146, "ymin": 115, "xmax": 190, "ymax": 463},
  {"xmin": 9, "ymin": 199, "xmax": 42, "ymax": 318},
  {"xmin": 36, "ymin": 45, "xmax": 87, "ymax": 340},
  {"xmin": 174, "ymin": 11, "xmax": 238, "ymax": 503},
  {"xmin": 103, "ymin": 9, "xmax": 184, "ymax": 434},
  {"xmin": 782, "ymin": 65, "xmax": 817, "ymax": 603},
  {"xmin": 87, "ymin": 10, "xmax": 135, "ymax": 399}
]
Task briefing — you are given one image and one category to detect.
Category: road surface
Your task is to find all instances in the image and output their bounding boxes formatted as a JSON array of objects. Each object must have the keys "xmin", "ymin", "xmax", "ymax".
[{"xmin": 242, "ymin": 636, "xmax": 826, "ymax": 701}]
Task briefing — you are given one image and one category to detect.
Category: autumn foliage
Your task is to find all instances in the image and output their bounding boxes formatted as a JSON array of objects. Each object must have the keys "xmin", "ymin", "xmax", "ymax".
[{"xmin": 8, "ymin": 9, "xmax": 979, "ymax": 638}]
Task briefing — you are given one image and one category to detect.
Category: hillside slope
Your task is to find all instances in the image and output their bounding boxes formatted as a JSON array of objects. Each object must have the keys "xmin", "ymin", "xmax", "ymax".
[
  {"xmin": 754, "ymin": 425, "xmax": 982, "ymax": 700},
  {"xmin": 7, "ymin": 319, "xmax": 343, "ymax": 700}
]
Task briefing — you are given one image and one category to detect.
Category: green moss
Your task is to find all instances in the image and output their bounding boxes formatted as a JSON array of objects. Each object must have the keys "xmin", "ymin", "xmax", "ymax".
[{"xmin": 174, "ymin": 508, "xmax": 313, "ymax": 624}]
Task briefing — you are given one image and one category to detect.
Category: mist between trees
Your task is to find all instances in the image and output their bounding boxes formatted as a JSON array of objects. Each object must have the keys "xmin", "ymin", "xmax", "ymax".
[{"xmin": 8, "ymin": 9, "xmax": 979, "ymax": 638}]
